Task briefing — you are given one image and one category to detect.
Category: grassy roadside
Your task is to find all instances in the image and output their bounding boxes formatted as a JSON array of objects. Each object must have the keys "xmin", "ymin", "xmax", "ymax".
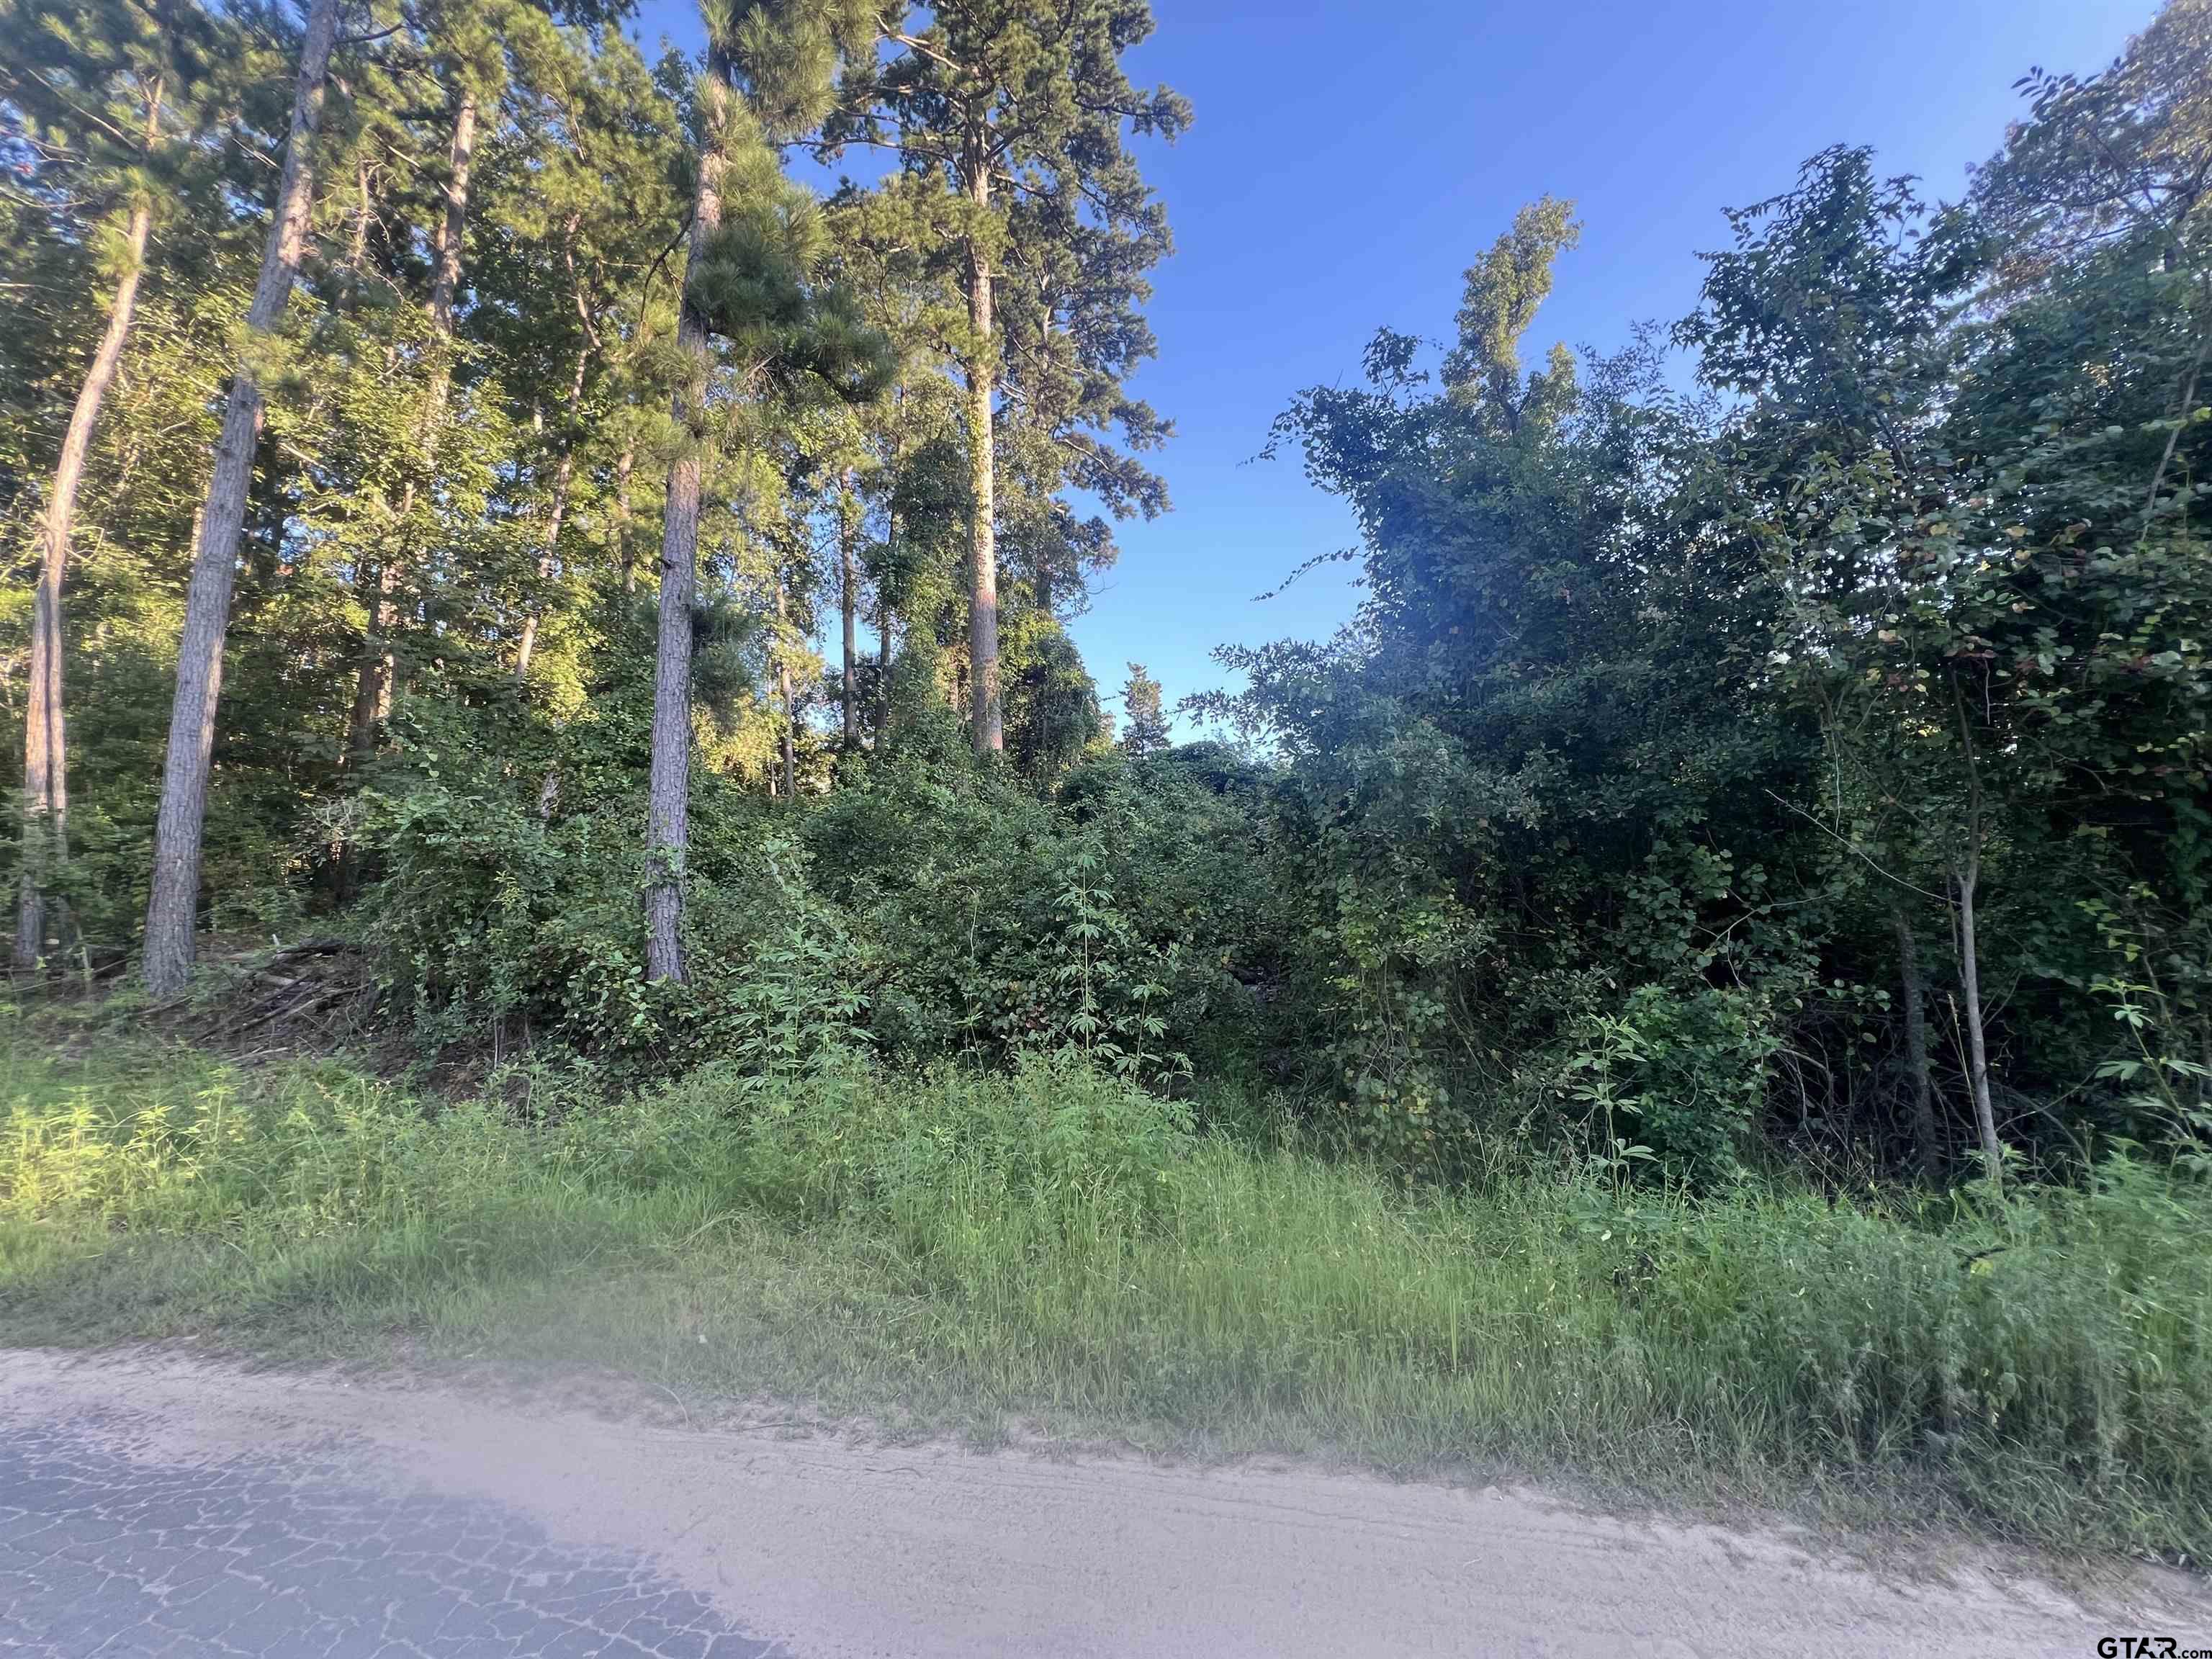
[{"xmin": 1, "ymin": 1011, "xmax": 2207, "ymax": 1565}]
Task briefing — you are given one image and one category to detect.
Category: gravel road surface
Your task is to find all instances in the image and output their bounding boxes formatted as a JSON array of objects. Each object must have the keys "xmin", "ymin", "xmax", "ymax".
[{"xmin": 0, "ymin": 1346, "xmax": 2203, "ymax": 1658}]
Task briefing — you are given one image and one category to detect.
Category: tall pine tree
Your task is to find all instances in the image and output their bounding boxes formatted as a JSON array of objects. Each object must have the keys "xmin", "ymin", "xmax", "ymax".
[
  {"xmin": 141, "ymin": 0, "xmax": 341, "ymax": 996},
  {"xmin": 2, "ymin": 0, "xmax": 214, "ymax": 968},
  {"xmin": 825, "ymin": 0, "xmax": 1187, "ymax": 755},
  {"xmin": 644, "ymin": 0, "xmax": 884, "ymax": 981}
]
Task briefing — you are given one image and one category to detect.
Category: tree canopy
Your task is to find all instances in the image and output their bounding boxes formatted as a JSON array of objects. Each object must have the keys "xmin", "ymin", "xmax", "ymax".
[{"xmin": 1, "ymin": 0, "xmax": 2207, "ymax": 1195}]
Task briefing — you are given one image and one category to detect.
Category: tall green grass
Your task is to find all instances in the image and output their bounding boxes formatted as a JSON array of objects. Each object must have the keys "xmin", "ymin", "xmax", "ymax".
[{"xmin": 1, "ymin": 1020, "xmax": 2206, "ymax": 1561}]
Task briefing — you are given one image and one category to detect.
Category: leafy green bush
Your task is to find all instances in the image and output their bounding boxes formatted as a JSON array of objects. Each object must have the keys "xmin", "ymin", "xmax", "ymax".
[
  {"xmin": 798, "ymin": 747, "xmax": 1272, "ymax": 1082},
  {"xmin": 343, "ymin": 734, "xmax": 1269, "ymax": 1100},
  {"xmin": 1564, "ymin": 984, "xmax": 1781, "ymax": 1179}
]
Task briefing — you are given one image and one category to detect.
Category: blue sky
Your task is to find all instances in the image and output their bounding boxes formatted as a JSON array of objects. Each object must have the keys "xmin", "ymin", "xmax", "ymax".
[{"xmin": 632, "ymin": 0, "xmax": 2159, "ymax": 737}]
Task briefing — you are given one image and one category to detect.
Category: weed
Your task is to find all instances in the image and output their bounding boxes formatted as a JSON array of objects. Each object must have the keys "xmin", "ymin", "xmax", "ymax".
[{"xmin": 1, "ymin": 1023, "xmax": 2205, "ymax": 1562}]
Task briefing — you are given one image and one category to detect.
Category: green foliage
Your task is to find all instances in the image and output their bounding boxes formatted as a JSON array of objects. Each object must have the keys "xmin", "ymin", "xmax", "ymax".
[
  {"xmin": 684, "ymin": 832, "xmax": 873, "ymax": 1084},
  {"xmin": 670, "ymin": 1048, "xmax": 1193, "ymax": 1226},
  {"xmin": 684, "ymin": 135, "xmax": 896, "ymax": 404},
  {"xmin": 1038, "ymin": 845, "xmax": 1187, "ymax": 1086},
  {"xmin": 1, "ymin": 0, "xmax": 2208, "ymax": 1320},
  {"xmin": 351, "ymin": 754, "xmax": 872, "ymax": 1084},
  {"xmin": 1116, "ymin": 661, "xmax": 1168, "ymax": 757},
  {"xmin": 1565, "ymin": 985, "xmax": 1779, "ymax": 1181},
  {"xmin": 788, "ymin": 743, "xmax": 1264, "ymax": 1082},
  {"xmin": 5, "ymin": 1025, "xmax": 2211, "ymax": 1560},
  {"xmin": 999, "ymin": 609, "xmax": 1104, "ymax": 780},
  {"xmin": 8, "ymin": 0, "xmax": 2212, "ymax": 1585},
  {"xmin": 1205, "ymin": 10, "xmax": 2212, "ymax": 1184}
]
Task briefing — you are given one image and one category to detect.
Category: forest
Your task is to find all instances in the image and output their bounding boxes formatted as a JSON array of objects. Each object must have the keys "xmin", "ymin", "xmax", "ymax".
[{"xmin": 2, "ymin": 0, "xmax": 2210, "ymax": 1561}]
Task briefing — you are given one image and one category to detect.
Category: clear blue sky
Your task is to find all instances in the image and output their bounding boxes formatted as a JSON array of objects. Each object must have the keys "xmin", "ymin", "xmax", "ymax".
[{"xmin": 631, "ymin": 0, "xmax": 2158, "ymax": 737}]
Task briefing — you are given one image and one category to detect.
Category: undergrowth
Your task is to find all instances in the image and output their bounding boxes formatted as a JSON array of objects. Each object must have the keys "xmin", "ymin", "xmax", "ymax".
[{"xmin": 1, "ymin": 1013, "xmax": 2206, "ymax": 1565}]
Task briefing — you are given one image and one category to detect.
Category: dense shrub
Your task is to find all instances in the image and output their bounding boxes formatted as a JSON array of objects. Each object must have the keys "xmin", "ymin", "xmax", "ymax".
[{"xmin": 344, "ymin": 730, "xmax": 1279, "ymax": 1100}]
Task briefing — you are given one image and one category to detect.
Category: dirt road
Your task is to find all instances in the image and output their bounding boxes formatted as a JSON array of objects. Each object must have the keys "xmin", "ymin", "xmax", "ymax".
[{"xmin": 0, "ymin": 1346, "xmax": 2202, "ymax": 1658}]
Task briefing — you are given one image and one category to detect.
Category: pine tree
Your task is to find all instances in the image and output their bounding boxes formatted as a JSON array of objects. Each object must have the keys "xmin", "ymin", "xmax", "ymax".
[
  {"xmin": 826, "ymin": 0, "xmax": 1187, "ymax": 755},
  {"xmin": 490, "ymin": 27, "xmax": 685, "ymax": 687},
  {"xmin": 822, "ymin": 177, "xmax": 968, "ymax": 746},
  {"xmin": 642, "ymin": 31, "xmax": 734, "ymax": 982},
  {"xmin": 343, "ymin": 0, "xmax": 507, "ymax": 763},
  {"xmin": 644, "ymin": 0, "xmax": 884, "ymax": 981},
  {"xmin": 1118, "ymin": 660, "xmax": 1167, "ymax": 756},
  {"xmin": 141, "ymin": 0, "xmax": 341, "ymax": 997},
  {"xmin": 1, "ymin": 0, "xmax": 216, "ymax": 968}
]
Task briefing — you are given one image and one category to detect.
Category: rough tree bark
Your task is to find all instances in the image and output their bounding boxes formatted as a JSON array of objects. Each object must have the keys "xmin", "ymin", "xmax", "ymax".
[
  {"xmin": 14, "ymin": 83, "xmax": 162, "ymax": 971},
  {"xmin": 325, "ymin": 158, "xmax": 377, "ymax": 794},
  {"xmin": 425, "ymin": 88, "xmax": 475, "ymax": 339},
  {"xmin": 1892, "ymin": 908, "xmax": 1940, "ymax": 1178},
  {"xmin": 643, "ymin": 53, "xmax": 728, "ymax": 982},
  {"xmin": 962, "ymin": 122, "xmax": 1001, "ymax": 755},
  {"xmin": 142, "ymin": 0, "xmax": 339, "ymax": 997},
  {"xmin": 839, "ymin": 469, "xmax": 860, "ymax": 749}
]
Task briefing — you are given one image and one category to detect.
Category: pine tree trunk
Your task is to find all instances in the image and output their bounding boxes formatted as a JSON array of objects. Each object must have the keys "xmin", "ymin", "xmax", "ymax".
[
  {"xmin": 514, "ymin": 341, "xmax": 591, "ymax": 680},
  {"xmin": 839, "ymin": 470, "xmax": 860, "ymax": 750},
  {"xmin": 143, "ymin": 0, "xmax": 338, "ymax": 997},
  {"xmin": 426, "ymin": 88, "xmax": 473, "ymax": 338},
  {"xmin": 643, "ymin": 57, "xmax": 727, "ymax": 983},
  {"xmin": 349, "ymin": 83, "xmax": 475, "ymax": 755},
  {"xmin": 1892, "ymin": 908, "xmax": 1939, "ymax": 1177},
  {"xmin": 875, "ymin": 399, "xmax": 904, "ymax": 745},
  {"xmin": 14, "ymin": 85, "xmax": 161, "ymax": 972},
  {"xmin": 963, "ymin": 130, "xmax": 1001, "ymax": 755}
]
